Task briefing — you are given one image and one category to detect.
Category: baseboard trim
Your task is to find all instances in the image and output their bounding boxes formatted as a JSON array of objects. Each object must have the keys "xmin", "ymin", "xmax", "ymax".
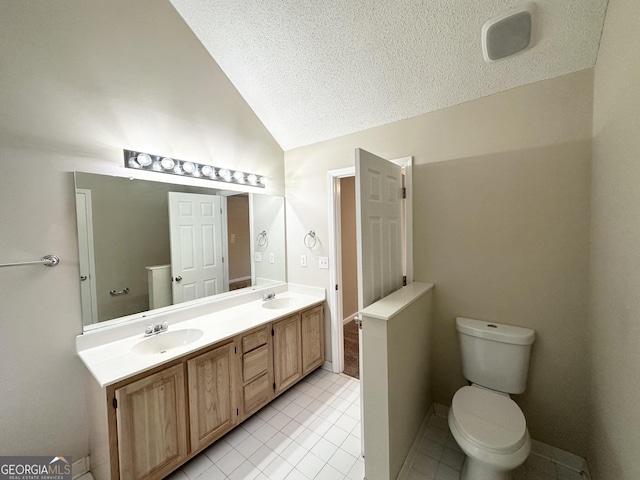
[
  {"xmin": 72, "ymin": 456, "xmax": 90, "ymax": 479},
  {"xmin": 342, "ymin": 312, "xmax": 358, "ymax": 325}
]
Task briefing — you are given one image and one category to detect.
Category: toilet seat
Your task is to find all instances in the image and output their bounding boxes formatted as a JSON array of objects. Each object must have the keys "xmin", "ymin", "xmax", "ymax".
[{"xmin": 450, "ymin": 386, "xmax": 527, "ymax": 454}]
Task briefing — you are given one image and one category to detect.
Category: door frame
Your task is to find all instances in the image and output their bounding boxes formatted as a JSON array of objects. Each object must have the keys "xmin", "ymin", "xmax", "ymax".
[
  {"xmin": 75, "ymin": 188, "xmax": 98, "ymax": 326},
  {"xmin": 327, "ymin": 156, "xmax": 413, "ymax": 373}
]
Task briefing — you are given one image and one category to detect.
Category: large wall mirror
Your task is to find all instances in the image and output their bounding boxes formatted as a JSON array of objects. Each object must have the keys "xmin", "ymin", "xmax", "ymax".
[{"xmin": 75, "ymin": 172, "xmax": 286, "ymax": 331}]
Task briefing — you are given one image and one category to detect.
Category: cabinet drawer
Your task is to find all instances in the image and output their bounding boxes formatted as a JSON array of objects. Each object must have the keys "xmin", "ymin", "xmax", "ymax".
[
  {"xmin": 242, "ymin": 327, "xmax": 269, "ymax": 353},
  {"xmin": 243, "ymin": 372, "xmax": 272, "ymax": 415},
  {"xmin": 243, "ymin": 344, "xmax": 269, "ymax": 381}
]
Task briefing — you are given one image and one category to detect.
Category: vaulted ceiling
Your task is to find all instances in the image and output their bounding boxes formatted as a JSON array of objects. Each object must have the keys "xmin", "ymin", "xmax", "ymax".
[{"xmin": 170, "ymin": 0, "xmax": 608, "ymax": 151}]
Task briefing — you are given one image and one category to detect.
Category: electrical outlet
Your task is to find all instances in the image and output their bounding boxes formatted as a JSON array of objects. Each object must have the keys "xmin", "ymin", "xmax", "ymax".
[
  {"xmin": 254, "ymin": 252, "xmax": 262, "ymax": 262},
  {"xmin": 269, "ymin": 252, "xmax": 275, "ymax": 264},
  {"xmin": 301, "ymin": 254, "xmax": 307, "ymax": 267},
  {"xmin": 319, "ymin": 256, "xmax": 329, "ymax": 269}
]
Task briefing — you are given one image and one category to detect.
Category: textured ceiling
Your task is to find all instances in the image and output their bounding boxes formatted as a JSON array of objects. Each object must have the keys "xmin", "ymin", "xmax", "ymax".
[{"xmin": 169, "ymin": 0, "xmax": 608, "ymax": 151}]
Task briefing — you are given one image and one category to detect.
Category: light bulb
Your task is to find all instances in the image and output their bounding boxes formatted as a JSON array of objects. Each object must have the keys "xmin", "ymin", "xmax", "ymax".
[
  {"xmin": 136, "ymin": 153, "xmax": 152, "ymax": 167},
  {"xmin": 232, "ymin": 171, "xmax": 245, "ymax": 182},
  {"xmin": 182, "ymin": 161, "xmax": 196, "ymax": 174},
  {"xmin": 219, "ymin": 168, "xmax": 231, "ymax": 180},
  {"xmin": 160, "ymin": 157, "xmax": 175, "ymax": 170},
  {"xmin": 201, "ymin": 165, "xmax": 214, "ymax": 177},
  {"xmin": 247, "ymin": 174, "xmax": 258, "ymax": 185}
]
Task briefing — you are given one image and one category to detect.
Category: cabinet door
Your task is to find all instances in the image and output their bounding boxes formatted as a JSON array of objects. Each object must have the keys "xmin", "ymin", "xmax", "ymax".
[
  {"xmin": 301, "ymin": 305, "xmax": 325, "ymax": 375},
  {"xmin": 273, "ymin": 314, "xmax": 302, "ymax": 395},
  {"xmin": 115, "ymin": 364, "xmax": 187, "ymax": 480},
  {"xmin": 187, "ymin": 342, "xmax": 237, "ymax": 451}
]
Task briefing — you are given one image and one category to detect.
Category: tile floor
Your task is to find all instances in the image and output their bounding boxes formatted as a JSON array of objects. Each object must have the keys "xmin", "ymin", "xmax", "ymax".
[
  {"xmin": 166, "ymin": 368, "xmax": 364, "ymax": 480},
  {"xmin": 404, "ymin": 408, "xmax": 588, "ymax": 480}
]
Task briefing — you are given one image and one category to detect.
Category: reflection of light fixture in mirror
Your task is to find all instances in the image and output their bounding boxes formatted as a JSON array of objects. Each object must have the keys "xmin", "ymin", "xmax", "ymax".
[{"xmin": 124, "ymin": 149, "xmax": 265, "ymax": 188}]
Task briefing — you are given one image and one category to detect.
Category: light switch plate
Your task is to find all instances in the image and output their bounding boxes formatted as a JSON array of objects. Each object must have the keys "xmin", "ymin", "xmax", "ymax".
[
  {"xmin": 254, "ymin": 252, "xmax": 262, "ymax": 262},
  {"xmin": 269, "ymin": 252, "xmax": 275, "ymax": 264},
  {"xmin": 319, "ymin": 256, "xmax": 329, "ymax": 269},
  {"xmin": 301, "ymin": 254, "xmax": 307, "ymax": 267}
]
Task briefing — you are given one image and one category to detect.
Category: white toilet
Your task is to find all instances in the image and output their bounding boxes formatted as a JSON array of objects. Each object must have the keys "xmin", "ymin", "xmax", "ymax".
[{"xmin": 448, "ymin": 317, "xmax": 536, "ymax": 480}]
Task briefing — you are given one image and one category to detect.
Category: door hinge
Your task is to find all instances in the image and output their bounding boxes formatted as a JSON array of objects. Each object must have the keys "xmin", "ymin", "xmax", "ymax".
[
  {"xmin": 273, "ymin": 382, "xmax": 276, "ymax": 391},
  {"xmin": 402, "ymin": 187, "xmax": 406, "ymax": 199},
  {"xmin": 271, "ymin": 328, "xmax": 274, "ymax": 336},
  {"xmin": 236, "ymin": 408, "xmax": 239, "ymax": 416},
  {"xmin": 234, "ymin": 346, "xmax": 237, "ymax": 354},
  {"xmin": 335, "ymin": 284, "xmax": 338, "ymax": 291},
  {"xmin": 112, "ymin": 398, "xmax": 118, "ymax": 409},
  {"xmin": 403, "ymin": 276, "xmax": 407, "ymax": 286},
  {"xmin": 222, "ymin": 256, "xmax": 225, "ymax": 263}
]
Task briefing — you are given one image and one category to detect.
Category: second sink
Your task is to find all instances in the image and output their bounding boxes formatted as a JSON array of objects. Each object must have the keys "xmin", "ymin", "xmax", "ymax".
[
  {"xmin": 262, "ymin": 297, "xmax": 298, "ymax": 310},
  {"xmin": 131, "ymin": 329, "xmax": 204, "ymax": 355}
]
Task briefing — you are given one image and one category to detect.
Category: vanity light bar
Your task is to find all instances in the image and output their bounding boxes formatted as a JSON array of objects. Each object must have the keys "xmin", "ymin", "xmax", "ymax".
[{"xmin": 123, "ymin": 149, "xmax": 266, "ymax": 188}]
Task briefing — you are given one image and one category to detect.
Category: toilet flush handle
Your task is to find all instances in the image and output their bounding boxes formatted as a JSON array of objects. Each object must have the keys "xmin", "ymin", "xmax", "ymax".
[{"xmin": 354, "ymin": 316, "xmax": 363, "ymax": 329}]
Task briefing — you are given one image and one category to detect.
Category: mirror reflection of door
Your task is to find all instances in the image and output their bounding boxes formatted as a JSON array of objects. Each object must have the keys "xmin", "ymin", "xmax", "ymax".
[
  {"xmin": 168, "ymin": 192, "xmax": 225, "ymax": 304},
  {"xmin": 75, "ymin": 188, "xmax": 98, "ymax": 326}
]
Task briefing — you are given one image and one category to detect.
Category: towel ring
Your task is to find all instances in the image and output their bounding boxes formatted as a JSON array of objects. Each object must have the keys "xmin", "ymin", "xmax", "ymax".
[
  {"xmin": 304, "ymin": 230, "xmax": 317, "ymax": 249},
  {"xmin": 257, "ymin": 230, "xmax": 267, "ymax": 247}
]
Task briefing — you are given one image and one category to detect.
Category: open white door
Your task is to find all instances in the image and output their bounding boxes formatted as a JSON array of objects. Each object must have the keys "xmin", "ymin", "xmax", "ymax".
[
  {"xmin": 168, "ymin": 192, "xmax": 225, "ymax": 304},
  {"xmin": 355, "ymin": 148, "xmax": 404, "ymax": 455},
  {"xmin": 355, "ymin": 149, "xmax": 404, "ymax": 310},
  {"xmin": 75, "ymin": 189, "xmax": 98, "ymax": 326}
]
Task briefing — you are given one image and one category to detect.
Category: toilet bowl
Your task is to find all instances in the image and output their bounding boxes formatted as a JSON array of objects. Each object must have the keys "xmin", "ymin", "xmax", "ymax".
[
  {"xmin": 448, "ymin": 386, "xmax": 531, "ymax": 480},
  {"xmin": 450, "ymin": 317, "xmax": 536, "ymax": 480}
]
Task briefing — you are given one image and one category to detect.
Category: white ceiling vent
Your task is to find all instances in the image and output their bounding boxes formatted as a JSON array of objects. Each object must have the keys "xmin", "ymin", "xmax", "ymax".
[{"xmin": 482, "ymin": 3, "xmax": 536, "ymax": 63}]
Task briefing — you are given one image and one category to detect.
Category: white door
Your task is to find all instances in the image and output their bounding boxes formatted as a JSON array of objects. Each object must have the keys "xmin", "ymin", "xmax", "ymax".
[
  {"xmin": 75, "ymin": 189, "xmax": 98, "ymax": 326},
  {"xmin": 355, "ymin": 148, "xmax": 404, "ymax": 454},
  {"xmin": 169, "ymin": 192, "xmax": 225, "ymax": 304},
  {"xmin": 355, "ymin": 148, "xmax": 404, "ymax": 311}
]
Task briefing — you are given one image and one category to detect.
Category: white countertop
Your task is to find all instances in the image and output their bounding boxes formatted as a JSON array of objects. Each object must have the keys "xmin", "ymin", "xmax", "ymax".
[
  {"xmin": 360, "ymin": 282, "xmax": 434, "ymax": 321},
  {"xmin": 77, "ymin": 285, "xmax": 324, "ymax": 388}
]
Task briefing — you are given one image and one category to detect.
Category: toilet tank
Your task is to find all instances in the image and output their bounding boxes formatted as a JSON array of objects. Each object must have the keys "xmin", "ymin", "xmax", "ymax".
[{"xmin": 457, "ymin": 317, "xmax": 535, "ymax": 394}]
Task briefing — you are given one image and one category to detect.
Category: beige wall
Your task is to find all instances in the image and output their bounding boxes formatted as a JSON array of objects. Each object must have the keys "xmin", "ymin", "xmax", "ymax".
[
  {"xmin": 285, "ymin": 69, "xmax": 593, "ymax": 454},
  {"xmin": 362, "ymin": 286, "xmax": 433, "ymax": 480},
  {"xmin": 589, "ymin": 0, "xmax": 640, "ymax": 477},
  {"xmin": 340, "ymin": 176, "xmax": 359, "ymax": 320},
  {"xmin": 0, "ymin": 0, "xmax": 283, "ymax": 458}
]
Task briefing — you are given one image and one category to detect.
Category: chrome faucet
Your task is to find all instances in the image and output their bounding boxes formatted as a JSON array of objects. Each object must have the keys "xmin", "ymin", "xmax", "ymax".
[
  {"xmin": 263, "ymin": 291, "xmax": 276, "ymax": 301},
  {"xmin": 144, "ymin": 321, "xmax": 169, "ymax": 337}
]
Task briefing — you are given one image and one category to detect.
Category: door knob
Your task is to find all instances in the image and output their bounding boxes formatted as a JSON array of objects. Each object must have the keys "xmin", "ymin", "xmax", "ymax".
[
  {"xmin": 80, "ymin": 275, "xmax": 88, "ymax": 281},
  {"xmin": 175, "ymin": 276, "xmax": 182, "ymax": 282}
]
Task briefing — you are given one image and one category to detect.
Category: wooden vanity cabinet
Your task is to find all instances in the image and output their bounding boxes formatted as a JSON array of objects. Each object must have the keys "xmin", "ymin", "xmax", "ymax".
[
  {"xmin": 91, "ymin": 303, "xmax": 324, "ymax": 480},
  {"xmin": 273, "ymin": 305, "xmax": 325, "ymax": 394},
  {"xmin": 301, "ymin": 305, "xmax": 325, "ymax": 375},
  {"xmin": 187, "ymin": 341, "xmax": 237, "ymax": 451},
  {"xmin": 114, "ymin": 364, "xmax": 188, "ymax": 480},
  {"xmin": 239, "ymin": 325, "xmax": 274, "ymax": 420},
  {"xmin": 273, "ymin": 313, "xmax": 303, "ymax": 395}
]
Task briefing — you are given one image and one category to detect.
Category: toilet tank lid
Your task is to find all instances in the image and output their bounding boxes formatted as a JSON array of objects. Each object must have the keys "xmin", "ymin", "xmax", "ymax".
[{"xmin": 456, "ymin": 317, "xmax": 535, "ymax": 345}]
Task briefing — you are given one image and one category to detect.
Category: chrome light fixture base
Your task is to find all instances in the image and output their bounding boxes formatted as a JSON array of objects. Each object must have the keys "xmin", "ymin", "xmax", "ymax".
[{"xmin": 124, "ymin": 149, "xmax": 265, "ymax": 188}]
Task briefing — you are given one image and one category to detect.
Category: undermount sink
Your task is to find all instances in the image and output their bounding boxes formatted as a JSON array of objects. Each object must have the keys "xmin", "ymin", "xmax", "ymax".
[
  {"xmin": 262, "ymin": 297, "xmax": 298, "ymax": 310},
  {"xmin": 131, "ymin": 329, "xmax": 204, "ymax": 355}
]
